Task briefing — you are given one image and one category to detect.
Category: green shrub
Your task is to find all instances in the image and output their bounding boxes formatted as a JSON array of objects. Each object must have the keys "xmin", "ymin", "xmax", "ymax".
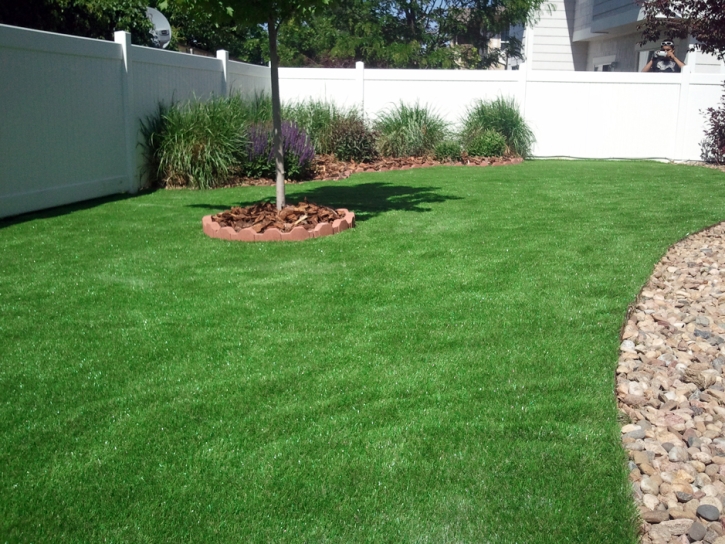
[
  {"xmin": 143, "ymin": 96, "xmax": 248, "ymax": 189},
  {"xmin": 374, "ymin": 102, "xmax": 449, "ymax": 157},
  {"xmin": 329, "ymin": 117, "xmax": 378, "ymax": 162},
  {"xmin": 461, "ymin": 96, "xmax": 534, "ymax": 158},
  {"xmin": 434, "ymin": 140, "xmax": 463, "ymax": 162},
  {"xmin": 466, "ymin": 130, "xmax": 507, "ymax": 157}
]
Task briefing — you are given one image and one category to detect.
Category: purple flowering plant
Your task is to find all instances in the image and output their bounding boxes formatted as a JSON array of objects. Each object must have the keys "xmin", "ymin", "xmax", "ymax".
[{"xmin": 244, "ymin": 121, "xmax": 315, "ymax": 180}]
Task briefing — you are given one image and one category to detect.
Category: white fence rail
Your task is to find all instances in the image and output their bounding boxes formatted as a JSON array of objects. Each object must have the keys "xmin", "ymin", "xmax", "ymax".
[
  {"xmin": 0, "ymin": 24, "xmax": 269, "ymax": 218},
  {"xmin": 279, "ymin": 63, "xmax": 725, "ymax": 162},
  {"xmin": 2, "ymin": 23, "xmax": 724, "ymax": 219}
]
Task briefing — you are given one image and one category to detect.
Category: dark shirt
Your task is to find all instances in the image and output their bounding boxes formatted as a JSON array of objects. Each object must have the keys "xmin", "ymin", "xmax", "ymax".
[{"xmin": 651, "ymin": 57, "xmax": 681, "ymax": 73}]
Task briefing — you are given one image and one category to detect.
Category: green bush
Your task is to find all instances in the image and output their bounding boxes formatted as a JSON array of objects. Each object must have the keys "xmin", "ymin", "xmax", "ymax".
[
  {"xmin": 374, "ymin": 102, "xmax": 449, "ymax": 157},
  {"xmin": 434, "ymin": 140, "xmax": 463, "ymax": 162},
  {"xmin": 461, "ymin": 96, "xmax": 534, "ymax": 158},
  {"xmin": 143, "ymin": 96, "xmax": 248, "ymax": 189},
  {"xmin": 329, "ymin": 117, "xmax": 378, "ymax": 162},
  {"xmin": 466, "ymin": 130, "xmax": 507, "ymax": 157}
]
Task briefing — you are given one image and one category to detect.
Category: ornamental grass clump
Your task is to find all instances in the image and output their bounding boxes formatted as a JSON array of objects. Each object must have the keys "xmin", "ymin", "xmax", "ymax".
[
  {"xmin": 234, "ymin": 92, "xmax": 273, "ymax": 125},
  {"xmin": 143, "ymin": 97, "xmax": 248, "ymax": 189},
  {"xmin": 284, "ymin": 99, "xmax": 344, "ymax": 155},
  {"xmin": 244, "ymin": 121, "xmax": 315, "ymax": 180},
  {"xmin": 374, "ymin": 102, "xmax": 449, "ymax": 157},
  {"xmin": 461, "ymin": 96, "xmax": 535, "ymax": 158}
]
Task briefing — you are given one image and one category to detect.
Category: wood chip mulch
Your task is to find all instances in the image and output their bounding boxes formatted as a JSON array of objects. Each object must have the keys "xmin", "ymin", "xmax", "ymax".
[
  {"xmin": 221, "ymin": 154, "xmax": 512, "ymax": 187},
  {"xmin": 212, "ymin": 200, "xmax": 342, "ymax": 233}
]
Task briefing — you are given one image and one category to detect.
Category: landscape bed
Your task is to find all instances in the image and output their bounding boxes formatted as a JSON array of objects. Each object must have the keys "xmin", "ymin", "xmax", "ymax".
[{"xmin": 1, "ymin": 160, "xmax": 725, "ymax": 543}]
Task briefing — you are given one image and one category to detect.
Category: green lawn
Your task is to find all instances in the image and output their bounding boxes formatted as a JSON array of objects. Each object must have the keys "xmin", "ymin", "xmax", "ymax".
[{"xmin": 2, "ymin": 160, "xmax": 724, "ymax": 543}]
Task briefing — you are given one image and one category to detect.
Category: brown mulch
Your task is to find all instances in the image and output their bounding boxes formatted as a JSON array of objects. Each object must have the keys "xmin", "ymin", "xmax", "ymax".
[
  {"xmin": 679, "ymin": 160, "xmax": 725, "ymax": 174},
  {"xmin": 220, "ymin": 154, "xmax": 511, "ymax": 187},
  {"xmin": 212, "ymin": 200, "xmax": 343, "ymax": 233}
]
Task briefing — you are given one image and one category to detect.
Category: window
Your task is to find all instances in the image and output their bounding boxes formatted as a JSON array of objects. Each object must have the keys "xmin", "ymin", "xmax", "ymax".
[{"xmin": 593, "ymin": 55, "xmax": 617, "ymax": 72}]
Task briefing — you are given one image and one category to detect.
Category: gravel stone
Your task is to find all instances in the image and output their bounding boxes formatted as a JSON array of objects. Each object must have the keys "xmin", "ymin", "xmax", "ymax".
[
  {"xmin": 689, "ymin": 520, "xmax": 708, "ymax": 541},
  {"xmin": 697, "ymin": 504, "xmax": 721, "ymax": 521},
  {"xmin": 618, "ymin": 223, "xmax": 725, "ymax": 538},
  {"xmin": 643, "ymin": 509, "xmax": 670, "ymax": 523}
]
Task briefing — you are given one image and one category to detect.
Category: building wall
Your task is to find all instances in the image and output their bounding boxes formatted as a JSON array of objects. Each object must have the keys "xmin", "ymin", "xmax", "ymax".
[
  {"xmin": 586, "ymin": 33, "xmax": 640, "ymax": 71},
  {"xmin": 530, "ymin": 0, "xmax": 588, "ymax": 70},
  {"xmin": 591, "ymin": 0, "xmax": 640, "ymax": 33}
]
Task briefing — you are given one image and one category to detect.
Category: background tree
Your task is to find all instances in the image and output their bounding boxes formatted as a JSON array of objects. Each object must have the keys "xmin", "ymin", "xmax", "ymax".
[
  {"xmin": 275, "ymin": 0, "xmax": 539, "ymax": 69},
  {"xmin": 156, "ymin": 0, "xmax": 267, "ymax": 62},
  {"xmin": 0, "ymin": 0, "xmax": 153, "ymax": 44}
]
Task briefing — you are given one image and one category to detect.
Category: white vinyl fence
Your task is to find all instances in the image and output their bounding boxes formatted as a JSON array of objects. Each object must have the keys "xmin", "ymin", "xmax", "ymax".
[
  {"xmin": 0, "ymin": 24, "xmax": 269, "ymax": 218},
  {"xmin": 279, "ymin": 62, "xmax": 725, "ymax": 163},
  {"xmin": 1, "ymin": 23, "xmax": 724, "ymax": 219}
]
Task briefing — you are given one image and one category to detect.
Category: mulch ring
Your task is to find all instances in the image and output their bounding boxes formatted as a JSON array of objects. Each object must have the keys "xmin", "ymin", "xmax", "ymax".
[
  {"xmin": 221, "ymin": 154, "xmax": 523, "ymax": 187},
  {"xmin": 203, "ymin": 200, "xmax": 355, "ymax": 242},
  {"xmin": 212, "ymin": 200, "xmax": 341, "ymax": 234}
]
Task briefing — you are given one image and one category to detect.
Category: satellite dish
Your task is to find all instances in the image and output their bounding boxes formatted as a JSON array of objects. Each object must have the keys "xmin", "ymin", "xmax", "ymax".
[{"xmin": 146, "ymin": 7, "xmax": 172, "ymax": 48}]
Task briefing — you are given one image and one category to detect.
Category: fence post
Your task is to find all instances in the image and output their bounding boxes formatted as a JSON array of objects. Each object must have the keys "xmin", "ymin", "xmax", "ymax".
[
  {"xmin": 217, "ymin": 49, "xmax": 229, "ymax": 97},
  {"xmin": 674, "ymin": 64, "xmax": 692, "ymax": 161},
  {"xmin": 356, "ymin": 61, "xmax": 365, "ymax": 116},
  {"xmin": 114, "ymin": 31, "xmax": 138, "ymax": 194},
  {"xmin": 518, "ymin": 24, "xmax": 535, "ymax": 118}
]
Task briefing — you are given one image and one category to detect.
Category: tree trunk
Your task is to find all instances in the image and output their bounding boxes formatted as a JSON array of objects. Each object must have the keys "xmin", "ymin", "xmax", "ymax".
[{"xmin": 268, "ymin": 16, "xmax": 286, "ymax": 210}]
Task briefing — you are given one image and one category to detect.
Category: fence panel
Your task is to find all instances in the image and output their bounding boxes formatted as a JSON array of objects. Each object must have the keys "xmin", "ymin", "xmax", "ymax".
[
  {"xmin": 0, "ymin": 25, "xmax": 128, "ymax": 218},
  {"xmin": 228, "ymin": 60, "xmax": 271, "ymax": 98},
  {"xmin": 2, "ymin": 21, "xmax": 723, "ymax": 220}
]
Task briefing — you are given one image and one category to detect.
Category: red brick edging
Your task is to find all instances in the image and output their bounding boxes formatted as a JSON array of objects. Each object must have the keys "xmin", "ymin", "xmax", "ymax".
[{"xmin": 202, "ymin": 209, "xmax": 356, "ymax": 242}]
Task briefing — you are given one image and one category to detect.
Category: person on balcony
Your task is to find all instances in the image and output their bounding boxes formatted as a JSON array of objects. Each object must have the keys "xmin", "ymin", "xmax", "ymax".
[{"xmin": 642, "ymin": 40, "xmax": 686, "ymax": 72}]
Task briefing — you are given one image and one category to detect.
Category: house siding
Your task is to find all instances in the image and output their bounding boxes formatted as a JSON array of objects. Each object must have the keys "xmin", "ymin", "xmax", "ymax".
[{"xmin": 531, "ymin": 0, "xmax": 588, "ymax": 70}]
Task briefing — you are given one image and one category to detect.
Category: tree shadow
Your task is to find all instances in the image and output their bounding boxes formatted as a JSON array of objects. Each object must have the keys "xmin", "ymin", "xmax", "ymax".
[
  {"xmin": 186, "ymin": 182, "xmax": 462, "ymax": 221},
  {"xmin": 0, "ymin": 190, "xmax": 158, "ymax": 229}
]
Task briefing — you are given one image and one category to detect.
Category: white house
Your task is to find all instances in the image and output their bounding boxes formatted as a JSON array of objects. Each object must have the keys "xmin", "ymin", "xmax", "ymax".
[{"xmin": 513, "ymin": 0, "xmax": 725, "ymax": 72}]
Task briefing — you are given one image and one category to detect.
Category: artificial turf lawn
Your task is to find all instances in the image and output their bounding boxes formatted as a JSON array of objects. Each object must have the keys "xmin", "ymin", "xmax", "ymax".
[{"xmin": 2, "ymin": 160, "xmax": 725, "ymax": 542}]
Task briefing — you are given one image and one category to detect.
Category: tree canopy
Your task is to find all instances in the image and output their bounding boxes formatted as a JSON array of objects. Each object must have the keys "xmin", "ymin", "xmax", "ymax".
[
  {"xmin": 0, "ymin": 0, "xmax": 153, "ymax": 44},
  {"xmin": 638, "ymin": 0, "xmax": 725, "ymax": 60},
  {"xmin": 168, "ymin": 0, "xmax": 545, "ymax": 69},
  {"xmin": 253, "ymin": 0, "xmax": 545, "ymax": 69}
]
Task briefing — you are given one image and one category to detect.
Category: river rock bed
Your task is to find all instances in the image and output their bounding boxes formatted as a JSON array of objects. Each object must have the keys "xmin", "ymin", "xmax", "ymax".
[{"xmin": 618, "ymin": 222, "xmax": 725, "ymax": 544}]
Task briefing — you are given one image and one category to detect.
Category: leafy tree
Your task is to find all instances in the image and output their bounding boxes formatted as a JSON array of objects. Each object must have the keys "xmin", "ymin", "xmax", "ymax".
[
  {"xmin": 155, "ymin": 0, "xmax": 267, "ymax": 62},
  {"xmin": 274, "ymin": 0, "xmax": 538, "ymax": 69},
  {"xmin": 638, "ymin": 0, "xmax": 725, "ymax": 60},
  {"xmin": 0, "ymin": 0, "xmax": 154, "ymax": 45}
]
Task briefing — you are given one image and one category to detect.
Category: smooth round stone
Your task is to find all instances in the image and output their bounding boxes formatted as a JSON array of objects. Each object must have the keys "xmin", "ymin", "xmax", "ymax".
[
  {"xmin": 688, "ymin": 520, "xmax": 708, "ymax": 541},
  {"xmin": 676, "ymin": 490, "xmax": 694, "ymax": 503},
  {"xmin": 642, "ymin": 509, "xmax": 670, "ymax": 524},
  {"xmin": 696, "ymin": 503, "xmax": 721, "ymax": 521},
  {"xmin": 669, "ymin": 446, "xmax": 690, "ymax": 462}
]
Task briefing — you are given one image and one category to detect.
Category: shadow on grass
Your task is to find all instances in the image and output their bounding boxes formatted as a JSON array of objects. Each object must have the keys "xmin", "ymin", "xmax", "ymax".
[
  {"xmin": 187, "ymin": 182, "xmax": 462, "ymax": 221},
  {"xmin": 0, "ymin": 190, "xmax": 158, "ymax": 229}
]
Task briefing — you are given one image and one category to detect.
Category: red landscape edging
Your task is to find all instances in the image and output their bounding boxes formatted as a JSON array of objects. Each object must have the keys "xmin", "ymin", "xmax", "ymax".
[{"xmin": 202, "ymin": 209, "xmax": 356, "ymax": 242}]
